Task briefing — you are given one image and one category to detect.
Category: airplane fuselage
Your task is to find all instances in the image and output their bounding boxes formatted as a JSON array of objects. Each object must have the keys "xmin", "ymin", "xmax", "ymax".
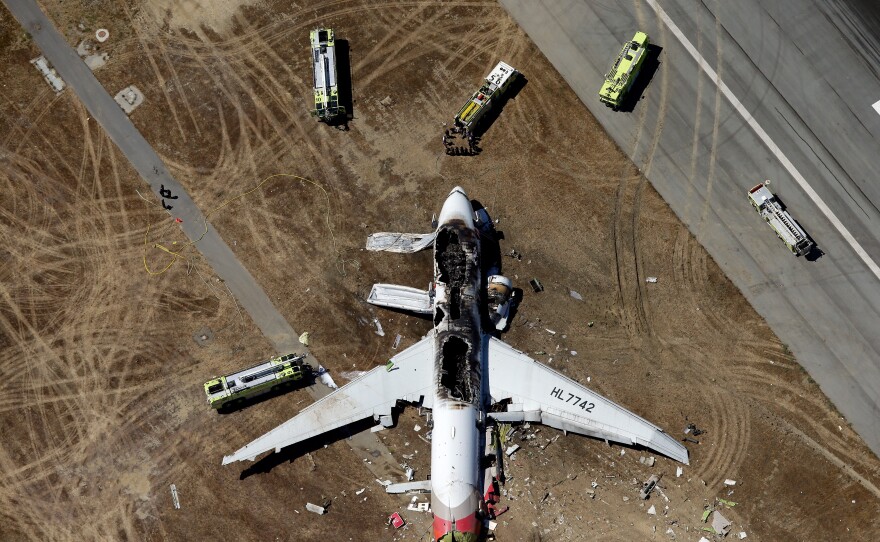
[{"xmin": 430, "ymin": 188, "xmax": 486, "ymax": 542}]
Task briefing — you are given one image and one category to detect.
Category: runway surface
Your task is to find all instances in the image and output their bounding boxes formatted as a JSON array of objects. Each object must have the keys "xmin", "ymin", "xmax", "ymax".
[{"xmin": 502, "ymin": 0, "xmax": 880, "ymax": 456}]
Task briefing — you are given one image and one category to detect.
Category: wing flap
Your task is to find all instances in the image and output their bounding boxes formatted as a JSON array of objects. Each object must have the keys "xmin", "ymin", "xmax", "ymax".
[
  {"xmin": 223, "ymin": 335, "xmax": 435, "ymax": 465},
  {"xmin": 368, "ymin": 283, "xmax": 433, "ymax": 314},
  {"xmin": 486, "ymin": 337, "xmax": 688, "ymax": 464},
  {"xmin": 366, "ymin": 232, "xmax": 435, "ymax": 253}
]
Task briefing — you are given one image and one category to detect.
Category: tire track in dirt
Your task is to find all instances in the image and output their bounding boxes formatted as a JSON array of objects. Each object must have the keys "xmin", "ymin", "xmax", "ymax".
[
  {"xmin": 121, "ymin": 2, "xmax": 191, "ymax": 141},
  {"xmin": 699, "ymin": 13, "xmax": 725, "ymax": 230}
]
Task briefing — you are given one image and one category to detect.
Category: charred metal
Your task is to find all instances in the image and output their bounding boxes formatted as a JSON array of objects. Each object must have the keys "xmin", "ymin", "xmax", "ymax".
[{"xmin": 434, "ymin": 221, "xmax": 482, "ymax": 405}]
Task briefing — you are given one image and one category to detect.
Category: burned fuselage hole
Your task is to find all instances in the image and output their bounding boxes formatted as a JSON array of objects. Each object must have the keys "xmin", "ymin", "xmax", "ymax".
[
  {"xmin": 434, "ymin": 307, "xmax": 445, "ymax": 327},
  {"xmin": 436, "ymin": 228, "xmax": 468, "ymax": 285},
  {"xmin": 440, "ymin": 335, "xmax": 472, "ymax": 403}
]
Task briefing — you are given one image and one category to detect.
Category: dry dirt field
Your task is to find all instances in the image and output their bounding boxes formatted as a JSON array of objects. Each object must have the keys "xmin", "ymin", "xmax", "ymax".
[{"xmin": 1, "ymin": 0, "xmax": 879, "ymax": 541}]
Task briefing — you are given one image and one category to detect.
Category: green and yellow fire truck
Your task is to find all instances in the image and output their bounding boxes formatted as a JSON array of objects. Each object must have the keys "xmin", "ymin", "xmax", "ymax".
[
  {"xmin": 204, "ymin": 353, "xmax": 312, "ymax": 410},
  {"xmin": 599, "ymin": 31, "xmax": 649, "ymax": 110},
  {"xmin": 310, "ymin": 27, "xmax": 345, "ymax": 121}
]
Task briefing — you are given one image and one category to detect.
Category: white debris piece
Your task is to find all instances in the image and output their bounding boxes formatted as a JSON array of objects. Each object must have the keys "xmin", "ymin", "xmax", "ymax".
[
  {"xmin": 505, "ymin": 444, "xmax": 521, "ymax": 457},
  {"xmin": 571, "ymin": 350, "xmax": 578, "ymax": 356},
  {"xmin": 355, "ymin": 488, "xmax": 365, "ymax": 495},
  {"xmin": 724, "ymin": 479, "xmax": 737, "ymax": 486},
  {"xmin": 95, "ymin": 28, "xmax": 109, "ymax": 42},
  {"xmin": 305, "ymin": 503, "xmax": 326, "ymax": 515},
  {"xmin": 316, "ymin": 366, "xmax": 338, "ymax": 389},
  {"xmin": 738, "ymin": 533, "xmax": 748, "ymax": 540},
  {"xmin": 414, "ymin": 424, "xmax": 422, "ymax": 432},
  {"xmin": 676, "ymin": 466, "xmax": 683, "ymax": 478},
  {"xmin": 298, "ymin": 332, "xmax": 310, "ymax": 346},
  {"xmin": 405, "ymin": 467, "xmax": 414, "ymax": 481},
  {"xmin": 376, "ymin": 479, "xmax": 392, "ymax": 487},
  {"xmin": 646, "ymin": 277, "xmax": 658, "ymax": 283},
  {"xmin": 569, "ymin": 290, "xmax": 583, "ymax": 301},
  {"xmin": 170, "ymin": 484, "xmax": 180, "ymax": 510},
  {"xmin": 392, "ymin": 334, "xmax": 402, "ymax": 349},
  {"xmin": 699, "ymin": 538, "xmax": 711, "ymax": 542},
  {"xmin": 711, "ymin": 511, "xmax": 732, "ymax": 536},
  {"xmin": 370, "ymin": 425, "xmax": 385, "ymax": 433},
  {"xmin": 647, "ymin": 505, "xmax": 656, "ymax": 515},
  {"xmin": 545, "ymin": 328, "xmax": 557, "ymax": 335},
  {"xmin": 373, "ymin": 317, "xmax": 385, "ymax": 336}
]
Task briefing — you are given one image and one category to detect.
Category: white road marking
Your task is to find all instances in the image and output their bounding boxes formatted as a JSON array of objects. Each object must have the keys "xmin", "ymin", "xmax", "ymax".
[
  {"xmin": 872, "ymin": 99, "xmax": 880, "ymax": 116},
  {"xmin": 646, "ymin": 0, "xmax": 880, "ymax": 281}
]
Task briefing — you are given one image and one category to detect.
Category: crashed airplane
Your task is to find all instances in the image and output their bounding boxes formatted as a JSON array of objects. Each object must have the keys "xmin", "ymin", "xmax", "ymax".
[{"xmin": 223, "ymin": 187, "xmax": 688, "ymax": 542}]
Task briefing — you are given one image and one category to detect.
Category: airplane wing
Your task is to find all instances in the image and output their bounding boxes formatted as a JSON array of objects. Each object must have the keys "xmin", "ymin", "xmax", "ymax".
[
  {"xmin": 366, "ymin": 232, "xmax": 436, "ymax": 253},
  {"xmin": 485, "ymin": 337, "xmax": 689, "ymax": 464},
  {"xmin": 223, "ymin": 335, "xmax": 436, "ymax": 465}
]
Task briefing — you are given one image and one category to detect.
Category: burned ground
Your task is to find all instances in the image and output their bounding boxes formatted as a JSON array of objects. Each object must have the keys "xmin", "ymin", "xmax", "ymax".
[{"xmin": 0, "ymin": 0, "xmax": 878, "ymax": 541}]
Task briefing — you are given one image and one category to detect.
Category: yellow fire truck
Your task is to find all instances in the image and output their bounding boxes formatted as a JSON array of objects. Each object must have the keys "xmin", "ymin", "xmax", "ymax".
[
  {"xmin": 204, "ymin": 353, "xmax": 312, "ymax": 410},
  {"xmin": 599, "ymin": 31, "xmax": 649, "ymax": 110}
]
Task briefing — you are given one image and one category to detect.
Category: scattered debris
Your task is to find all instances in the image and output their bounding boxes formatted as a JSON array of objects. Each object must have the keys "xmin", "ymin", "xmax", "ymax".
[
  {"xmin": 529, "ymin": 278, "xmax": 544, "ymax": 292},
  {"xmin": 646, "ymin": 277, "xmax": 658, "ymax": 283},
  {"xmin": 317, "ymin": 366, "xmax": 338, "ymax": 389},
  {"xmin": 685, "ymin": 423, "xmax": 705, "ymax": 436},
  {"xmin": 711, "ymin": 511, "xmax": 732, "ymax": 536},
  {"xmin": 570, "ymin": 350, "xmax": 578, "ymax": 356},
  {"xmin": 717, "ymin": 498, "xmax": 737, "ymax": 507},
  {"xmin": 724, "ymin": 479, "xmax": 737, "ymax": 486},
  {"xmin": 683, "ymin": 437, "xmax": 700, "ymax": 444},
  {"xmin": 506, "ymin": 249, "xmax": 523, "ymax": 260},
  {"xmin": 414, "ymin": 424, "xmax": 422, "ymax": 432},
  {"xmin": 639, "ymin": 474, "xmax": 660, "ymax": 500},
  {"xmin": 388, "ymin": 512, "xmax": 405, "ymax": 528},
  {"xmin": 545, "ymin": 328, "xmax": 557, "ymax": 335},
  {"xmin": 405, "ymin": 466, "xmax": 414, "ymax": 481},
  {"xmin": 639, "ymin": 456, "xmax": 656, "ymax": 467},
  {"xmin": 298, "ymin": 332, "xmax": 311, "ymax": 346},
  {"xmin": 647, "ymin": 505, "xmax": 656, "ymax": 515},
  {"xmin": 569, "ymin": 290, "xmax": 583, "ymax": 301},
  {"xmin": 738, "ymin": 532, "xmax": 748, "ymax": 539},
  {"xmin": 591, "ymin": 481, "xmax": 599, "ymax": 489},
  {"xmin": 407, "ymin": 501, "xmax": 430, "ymax": 512},
  {"xmin": 676, "ymin": 466, "xmax": 683, "ymax": 478},
  {"xmin": 95, "ymin": 28, "xmax": 109, "ymax": 42},
  {"xmin": 379, "ymin": 95, "xmax": 393, "ymax": 107},
  {"xmin": 392, "ymin": 334, "xmax": 402, "ymax": 349},
  {"xmin": 698, "ymin": 538, "xmax": 711, "ymax": 542},
  {"xmin": 170, "ymin": 484, "xmax": 180, "ymax": 510},
  {"xmin": 306, "ymin": 503, "xmax": 326, "ymax": 515},
  {"xmin": 113, "ymin": 85, "xmax": 144, "ymax": 115},
  {"xmin": 701, "ymin": 509, "xmax": 712, "ymax": 523},
  {"xmin": 587, "ymin": 321, "xmax": 594, "ymax": 327},
  {"xmin": 30, "ymin": 56, "xmax": 65, "ymax": 93},
  {"xmin": 355, "ymin": 488, "xmax": 365, "ymax": 495},
  {"xmin": 505, "ymin": 444, "xmax": 520, "ymax": 457},
  {"xmin": 375, "ymin": 479, "xmax": 392, "ymax": 487},
  {"xmin": 373, "ymin": 317, "xmax": 385, "ymax": 336}
]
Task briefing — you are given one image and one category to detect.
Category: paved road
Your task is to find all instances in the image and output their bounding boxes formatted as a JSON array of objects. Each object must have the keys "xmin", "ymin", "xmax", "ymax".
[
  {"xmin": 501, "ymin": 0, "xmax": 880, "ymax": 457},
  {"xmin": 2, "ymin": 0, "xmax": 401, "ymax": 478}
]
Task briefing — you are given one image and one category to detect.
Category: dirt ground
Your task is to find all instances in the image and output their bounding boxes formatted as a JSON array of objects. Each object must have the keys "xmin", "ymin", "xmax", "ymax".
[{"xmin": 1, "ymin": 0, "xmax": 879, "ymax": 540}]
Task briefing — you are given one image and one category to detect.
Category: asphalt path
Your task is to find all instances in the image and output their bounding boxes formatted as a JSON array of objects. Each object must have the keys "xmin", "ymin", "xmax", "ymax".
[
  {"xmin": 2, "ymin": 0, "xmax": 401, "ymax": 477},
  {"xmin": 501, "ymin": 0, "xmax": 880, "ymax": 457}
]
